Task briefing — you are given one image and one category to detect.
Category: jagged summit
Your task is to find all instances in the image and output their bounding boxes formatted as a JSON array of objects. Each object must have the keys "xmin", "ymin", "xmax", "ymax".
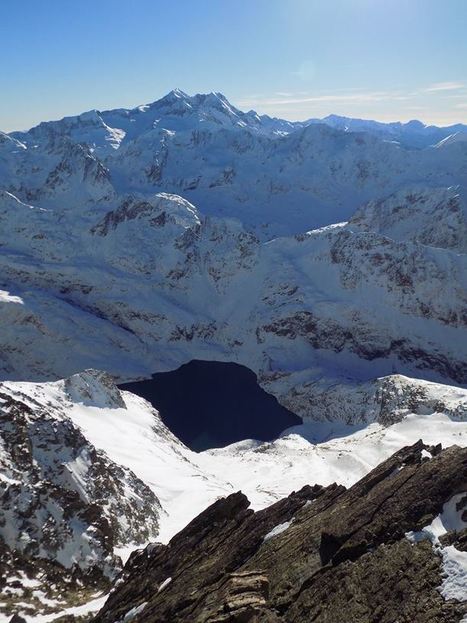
[
  {"xmin": 144, "ymin": 88, "xmax": 233, "ymax": 108},
  {"xmin": 139, "ymin": 89, "xmax": 247, "ymax": 123},
  {"xmin": 156, "ymin": 87, "xmax": 189, "ymax": 100},
  {"xmin": 10, "ymin": 89, "xmax": 276, "ymax": 154}
]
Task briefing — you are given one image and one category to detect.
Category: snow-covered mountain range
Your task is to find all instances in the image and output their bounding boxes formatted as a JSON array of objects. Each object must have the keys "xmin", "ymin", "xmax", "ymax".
[
  {"xmin": 3, "ymin": 89, "xmax": 467, "ymax": 237},
  {"xmin": 1, "ymin": 90, "xmax": 466, "ymax": 418},
  {"xmin": 1, "ymin": 90, "xmax": 467, "ymax": 619},
  {"xmin": 307, "ymin": 113, "xmax": 467, "ymax": 149}
]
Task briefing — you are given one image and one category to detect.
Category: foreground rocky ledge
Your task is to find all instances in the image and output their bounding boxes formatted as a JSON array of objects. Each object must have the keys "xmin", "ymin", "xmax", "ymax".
[{"xmin": 94, "ymin": 441, "xmax": 467, "ymax": 623}]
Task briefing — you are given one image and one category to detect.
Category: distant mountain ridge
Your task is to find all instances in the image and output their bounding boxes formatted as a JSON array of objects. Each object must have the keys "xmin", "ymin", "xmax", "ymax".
[
  {"xmin": 9, "ymin": 89, "xmax": 467, "ymax": 149},
  {"xmin": 306, "ymin": 113, "xmax": 467, "ymax": 148},
  {"xmin": 2, "ymin": 90, "xmax": 467, "ymax": 237}
]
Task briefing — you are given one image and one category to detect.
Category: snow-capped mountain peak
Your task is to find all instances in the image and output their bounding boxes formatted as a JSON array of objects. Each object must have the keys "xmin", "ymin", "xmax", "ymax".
[{"xmin": 7, "ymin": 91, "xmax": 467, "ymax": 159}]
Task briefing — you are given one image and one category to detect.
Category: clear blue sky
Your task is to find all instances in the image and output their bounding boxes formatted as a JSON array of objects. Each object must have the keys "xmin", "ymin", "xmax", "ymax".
[{"xmin": 1, "ymin": 0, "xmax": 466, "ymax": 131}]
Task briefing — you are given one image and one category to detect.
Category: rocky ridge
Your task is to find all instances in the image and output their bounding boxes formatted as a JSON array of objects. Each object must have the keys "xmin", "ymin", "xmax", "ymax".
[
  {"xmin": 1, "ymin": 371, "xmax": 467, "ymax": 620},
  {"xmin": 93, "ymin": 441, "xmax": 467, "ymax": 623}
]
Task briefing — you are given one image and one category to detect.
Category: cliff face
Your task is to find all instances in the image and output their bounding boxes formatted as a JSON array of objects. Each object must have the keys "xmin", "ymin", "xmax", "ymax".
[{"xmin": 94, "ymin": 442, "xmax": 467, "ymax": 623}]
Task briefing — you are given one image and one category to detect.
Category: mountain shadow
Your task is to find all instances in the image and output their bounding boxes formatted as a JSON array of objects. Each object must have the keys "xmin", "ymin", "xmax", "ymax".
[{"xmin": 119, "ymin": 360, "xmax": 301, "ymax": 451}]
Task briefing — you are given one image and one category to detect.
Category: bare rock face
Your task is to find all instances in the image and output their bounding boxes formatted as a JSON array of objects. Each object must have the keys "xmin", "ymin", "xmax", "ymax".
[
  {"xmin": 0, "ymin": 540, "xmax": 106, "ymax": 621},
  {"xmin": 93, "ymin": 442, "xmax": 467, "ymax": 623},
  {"xmin": 0, "ymin": 372, "xmax": 161, "ymax": 581}
]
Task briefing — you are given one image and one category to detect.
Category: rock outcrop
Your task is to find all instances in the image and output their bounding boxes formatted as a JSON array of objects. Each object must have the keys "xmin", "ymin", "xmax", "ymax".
[
  {"xmin": 261, "ymin": 373, "xmax": 467, "ymax": 426},
  {"xmin": 94, "ymin": 442, "xmax": 467, "ymax": 623},
  {"xmin": 0, "ymin": 371, "xmax": 161, "ymax": 582}
]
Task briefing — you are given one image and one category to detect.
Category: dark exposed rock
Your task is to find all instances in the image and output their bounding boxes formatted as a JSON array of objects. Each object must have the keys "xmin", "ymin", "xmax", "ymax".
[
  {"xmin": 440, "ymin": 528, "xmax": 467, "ymax": 551},
  {"xmin": 90, "ymin": 197, "xmax": 162, "ymax": 236},
  {"xmin": 94, "ymin": 442, "xmax": 467, "ymax": 623},
  {"xmin": 260, "ymin": 310, "xmax": 467, "ymax": 383}
]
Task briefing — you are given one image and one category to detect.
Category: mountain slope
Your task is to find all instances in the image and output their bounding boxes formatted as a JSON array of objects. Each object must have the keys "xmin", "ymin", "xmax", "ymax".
[
  {"xmin": 0, "ymin": 370, "xmax": 161, "ymax": 572},
  {"xmin": 0, "ymin": 183, "xmax": 465, "ymax": 416},
  {"xmin": 0, "ymin": 370, "xmax": 164, "ymax": 620}
]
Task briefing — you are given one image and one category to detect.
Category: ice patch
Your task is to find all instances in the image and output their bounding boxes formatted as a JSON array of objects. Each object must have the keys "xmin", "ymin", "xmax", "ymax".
[
  {"xmin": 0, "ymin": 289, "xmax": 24, "ymax": 305},
  {"xmin": 439, "ymin": 545, "xmax": 467, "ymax": 600},
  {"xmin": 406, "ymin": 493, "xmax": 467, "ymax": 543},
  {"xmin": 157, "ymin": 577, "xmax": 172, "ymax": 593},
  {"xmin": 23, "ymin": 592, "xmax": 108, "ymax": 623},
  {"xmin": 263, "ymin": 521, "xmax": 292, "ymax": 542}
]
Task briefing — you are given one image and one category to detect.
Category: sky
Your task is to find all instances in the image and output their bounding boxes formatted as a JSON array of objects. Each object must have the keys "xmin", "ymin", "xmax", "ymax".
[{"xmin": 1, "ymin": 0, "xmax": 467, "ymax": 131}]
